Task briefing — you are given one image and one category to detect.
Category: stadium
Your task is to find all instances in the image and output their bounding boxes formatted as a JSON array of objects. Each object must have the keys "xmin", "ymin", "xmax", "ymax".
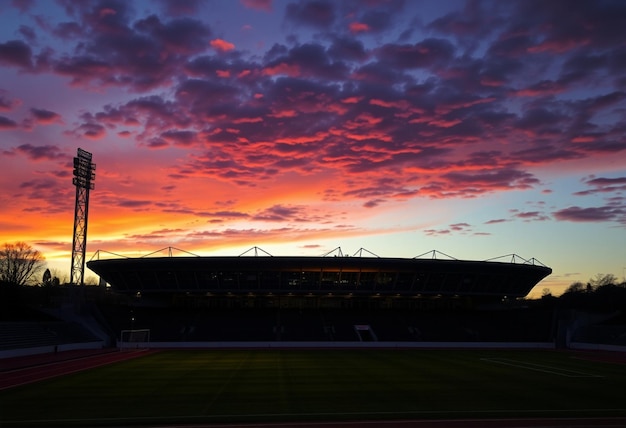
[
  {"xmin": 85, "ymin": 247, "xmax": 554, "ymax": 344},
  {"xmin": 5, "ymin": 249, "xmax": 626, "ymax": 427}
]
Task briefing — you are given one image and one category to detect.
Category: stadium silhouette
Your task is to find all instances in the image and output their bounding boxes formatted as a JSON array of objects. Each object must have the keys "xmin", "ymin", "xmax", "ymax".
[{"xmin": 86, "ymin": 246, "xmax": 552, "ymax": 344}]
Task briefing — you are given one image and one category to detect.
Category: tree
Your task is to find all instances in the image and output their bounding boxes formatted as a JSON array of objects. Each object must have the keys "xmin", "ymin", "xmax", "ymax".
[
  {"xmin": 564, "ymin": 281, "xmax": 585, "ymax": 294},
  {"xmin": 589, "ymin": 273, "xmax": 618, "ymax": 289},
  {"xmin": 0, "ymin": 242, "xmax": 46, "ymax": 286}
]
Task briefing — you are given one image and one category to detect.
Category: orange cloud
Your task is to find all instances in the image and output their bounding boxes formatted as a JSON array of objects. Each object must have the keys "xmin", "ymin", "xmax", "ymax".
[
  {"xmin": 210, "ymin": 38, "xmax": 235, "ymax": 52},
  {"xmin": 262, "ymin": 63, "xmax": 300, "ymax": 77},
  {"xmin": 341, "ymin": 96, "xmax": 361, "ymax": 104},
  {"xmin": 233, "ymin": 117, "xmax": 263, "ymax": 124}
]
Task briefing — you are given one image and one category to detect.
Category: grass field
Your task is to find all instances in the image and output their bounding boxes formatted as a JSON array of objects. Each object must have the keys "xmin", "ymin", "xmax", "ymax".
[{"xmin": 2, "ymin": 349, "xmax": 626, "ymax": 427}]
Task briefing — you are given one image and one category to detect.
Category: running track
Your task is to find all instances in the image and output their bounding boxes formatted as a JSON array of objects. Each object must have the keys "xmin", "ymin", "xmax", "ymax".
[{"xmin": 0, "ymin": 348, "xmax": 153, "ymax": 391}]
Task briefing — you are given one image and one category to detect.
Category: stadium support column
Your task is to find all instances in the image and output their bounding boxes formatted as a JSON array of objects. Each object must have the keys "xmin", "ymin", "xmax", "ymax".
[{"xmin": 70, "ymin": 148, "xmax": 96, "ymax": 286}]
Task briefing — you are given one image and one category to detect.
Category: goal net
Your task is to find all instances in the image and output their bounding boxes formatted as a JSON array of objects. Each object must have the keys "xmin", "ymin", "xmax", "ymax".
[{"xmin": 119, "ymin": 329, "xmax": 150, "ymax": 351}]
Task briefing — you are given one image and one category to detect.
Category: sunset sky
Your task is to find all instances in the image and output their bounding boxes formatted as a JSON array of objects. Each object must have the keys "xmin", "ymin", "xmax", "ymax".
[{"xmin": 1, "ymin": 0, "xmax": 625, "ymax": 296}]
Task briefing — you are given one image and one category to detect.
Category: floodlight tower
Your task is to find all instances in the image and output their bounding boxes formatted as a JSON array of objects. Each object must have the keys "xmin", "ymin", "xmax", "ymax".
[{"xmin": 70, "ymin": 148, "xmax": 96, "ymax": 285}]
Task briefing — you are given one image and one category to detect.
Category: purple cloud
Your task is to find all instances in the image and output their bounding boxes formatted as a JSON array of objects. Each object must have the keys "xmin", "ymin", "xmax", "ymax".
[
  {"xmin": 514, "ymin": 211, "xmax": 549, "ymax": 222},
  {"xmin": 0, "ymin": 115, "xmax": 18, "ymax": 129},
  {"xmin": 30, "ymin": 108, "xmax": 62, "ymax": 124},
  {"xmin": 16, "ymin": 144, "xmax": 64, "ymax": 161},
  {"xmin": 0, "ymin": 40, "xmax": 32, "ymax": 68},
  {"xmin": 285, "ymin": 0, "xmax": 335, "ymax": 29},
  {"xmin": 553, "ymin": 206, "xmax": 624, "ymax": 223},
  {"xmin": 253, "ymin": 204, "xmax": 304, "ymax": 222}
]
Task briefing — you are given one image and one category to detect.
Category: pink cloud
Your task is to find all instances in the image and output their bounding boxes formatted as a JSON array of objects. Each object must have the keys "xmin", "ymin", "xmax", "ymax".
[
  {"xmin": 210, "ymin": 38, "xmax": 235, "ymax": 52},
  {"xmin": 349, "ymin": 22, "xmax": 370, "ymax": 33},
  {"xmin": 262, "ymin": 62, "xmax": 300, "ymax": 77}
]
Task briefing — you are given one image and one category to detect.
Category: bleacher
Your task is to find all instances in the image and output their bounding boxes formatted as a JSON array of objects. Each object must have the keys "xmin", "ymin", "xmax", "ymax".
[
  {"xmin": 0, "ymin": 321, "xmax": 101, "ymax": 351},
  {"xmin": 97, "ymin": 303, "xmax": 554, "ymax": 343}
]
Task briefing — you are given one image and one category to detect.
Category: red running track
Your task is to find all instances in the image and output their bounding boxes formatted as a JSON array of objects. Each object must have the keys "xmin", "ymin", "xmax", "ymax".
[{"xmin": 0, "ymin": 348, "xmax": 154, "ymax": 391}]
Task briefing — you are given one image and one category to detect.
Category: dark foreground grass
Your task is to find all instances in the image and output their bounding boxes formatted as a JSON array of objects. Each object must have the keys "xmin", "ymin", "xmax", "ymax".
[{"xmin": 2, "ymin": 349, "xmax": 626, "ymax": 427}]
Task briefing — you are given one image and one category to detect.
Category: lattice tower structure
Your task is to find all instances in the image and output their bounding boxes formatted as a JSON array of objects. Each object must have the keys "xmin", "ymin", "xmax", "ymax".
[{"xmin": 70, "ymin": 148, "xmax": 96, "ymax": 285}]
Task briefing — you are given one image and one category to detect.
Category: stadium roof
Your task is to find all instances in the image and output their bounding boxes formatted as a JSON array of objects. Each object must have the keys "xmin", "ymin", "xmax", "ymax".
[{"xmin": 87, "ymin": 247, "xmax": 551, "ymax": 298}]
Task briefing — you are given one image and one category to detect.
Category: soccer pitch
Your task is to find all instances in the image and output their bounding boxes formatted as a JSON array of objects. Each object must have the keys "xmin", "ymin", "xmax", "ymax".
[{"xmin": 2, "ymin": 349, "xmax": 626, "ymax": 427}]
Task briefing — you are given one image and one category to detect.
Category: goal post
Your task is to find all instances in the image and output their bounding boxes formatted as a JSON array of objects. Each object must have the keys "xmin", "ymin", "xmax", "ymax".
[{"xmin": 119, "ymin": 329, "xmax": 150, "ymax": 351}]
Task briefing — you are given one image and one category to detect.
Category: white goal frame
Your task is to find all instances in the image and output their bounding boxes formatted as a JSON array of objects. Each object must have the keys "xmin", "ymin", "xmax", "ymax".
[{"xmin": 119, "ymin": 328, "xmax": 151, "ymax": 351}]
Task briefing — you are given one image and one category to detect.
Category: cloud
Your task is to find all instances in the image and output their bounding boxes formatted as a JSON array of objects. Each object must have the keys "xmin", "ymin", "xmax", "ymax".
[
  {"xmin": 285, "ymin": 0, "xmax": 335, "ymax": 29},
  {"xmin": 135, "ymin": 15, "xmax": 212, "ymax": 53},
  {"xmin": 18, "ymin": 25, "xmax": 36, "ymax": 43},
  {"xmin": 156, "ymin": 0, "xmax": 203, "ymax": 16},
  {"xmin": 546, "ymin": 175, "xmax": 626, "ymax": 226},
  {"xmin": 29, "ymin": 108, "xmax": 62, "ymax": 125},
  {"xmin": 0, "ymin": 40, "xmax": 33, "ymax": 68},
  {"xmin": 0, "ymin": 92, "xmax": 20, "ymax": 112},
  {"xmin": 0, "ymin": 115, "xmax": 18, "ymax": 129},
  {"xmin": 358, "ymin": 10, "xmax": 393, "ymax": 33},
  {"xmin": 2, "ymin": 0, "xmax": 622, "ymax": 236},
  {"xmin": 349, "ymin": 22, "xmax": 370, "ymax": 34},
  {"xmin": 574, "ymin": 176, "xmax": 626, "ymax": 196},
  {"xmin": 253, "ymin": 204, "xmax": 305, "ymax": 222},
  {"xmin": 49, "ymin": 7, "xmax": 212, "ymax": 91},
  {"xmin": 485, "ymin": 219, "xmax": 508, "ymax": 225},
  {"xmin": 200, "ymin": 210, "xmax": 250, "ymax": 219},
  {"xmin": 161, "ymin": 130, "xmax": 197, "ymax": 147},
  {"xmin": 327, "ymin": 36, "xmax": 368, "ymax": 62},
  {"xmin": 17, "ymin": 177, "xmax": 71, "ymax": 214},
  {"xmin": 428, "ymin": 0, "xmax": 499, "ymax": 44},
  {"xmin": 513, "ymin": 211, "xmax": 550, "ymax": 222},
  {"xmin": 115, "ymin": 199, "xmax": 153, "ymax": 209},
  {"xmin": 376, "ymin": 38, "xmax": 455, "ymax": 69},
  {"xmin": 16, "ymin": 144, "xmax": 64, "ymax": 161},
  {"xmin": 363, "ymin": 199, "xmax": 384, "ymax": 208},
  {"xmin": 125, "ymin": 228, "xmax": 186, "ymax": 240},
  {"xmin": 424, "ymin": 223, "xmax": 476, "ymax": 236},
  {"xmin": 210, "ymin": 38, "xmax": 235, "ymax": 52},
  {"xmin": 75, "ymin": 122, "xmax": 106, "ymax": 139},
  {"xmin": 435, "ymin": 168, "xmax": 540, "ymax": 197},
  {"xmin": 553, "ymin": 206, "xmax": 624, "ymax": 223}
]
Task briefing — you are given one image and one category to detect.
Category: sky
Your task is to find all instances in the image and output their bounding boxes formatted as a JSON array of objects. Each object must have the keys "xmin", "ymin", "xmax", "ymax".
[{"xmin": 0, "ymin": 0, "xmax": 625, "ymax": 297}]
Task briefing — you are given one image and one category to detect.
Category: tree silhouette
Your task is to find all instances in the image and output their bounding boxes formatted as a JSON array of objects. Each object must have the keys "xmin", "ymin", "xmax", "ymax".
[{"xmin": 0, "ymin": 242, "xmax": 46, "ymax": 286}]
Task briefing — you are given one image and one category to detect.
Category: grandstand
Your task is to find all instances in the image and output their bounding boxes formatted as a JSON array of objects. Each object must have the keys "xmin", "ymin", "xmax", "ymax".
[
  {"xmin": 87, "ymin": 248, "xmax": 554, "ymax": 344},
  {"xmin": 0, "ymin": 321, "xmax": 101, "ymax": 351}
]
